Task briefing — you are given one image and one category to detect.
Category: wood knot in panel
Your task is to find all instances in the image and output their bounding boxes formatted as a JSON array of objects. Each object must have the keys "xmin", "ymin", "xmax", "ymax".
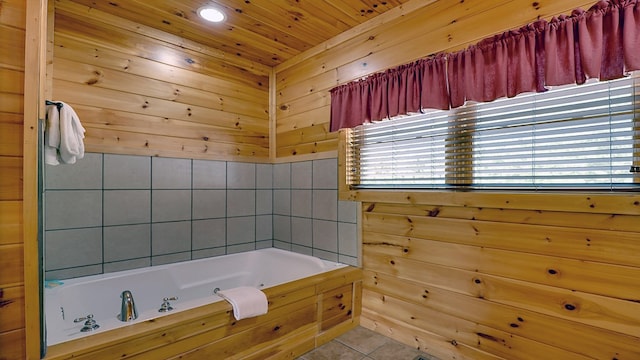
[
  {"xmin": 477, "ymin": 332, "xmax": 504, "ymax": 343},
  {"xmin": 427, "ymin": 208, "xmax": 440, "ymax": 217}
]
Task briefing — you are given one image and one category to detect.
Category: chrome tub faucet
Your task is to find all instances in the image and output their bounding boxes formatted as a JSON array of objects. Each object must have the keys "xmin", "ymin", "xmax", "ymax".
[{"xmin": 119, "ymin": 290, "xmax": 138, "ymax": 322}]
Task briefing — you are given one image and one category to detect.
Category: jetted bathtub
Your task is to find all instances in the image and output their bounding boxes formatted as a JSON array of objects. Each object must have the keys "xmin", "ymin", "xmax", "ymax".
[{"xmin": 44, "ymin": 248, "xmax": 361, "ymax": 359}]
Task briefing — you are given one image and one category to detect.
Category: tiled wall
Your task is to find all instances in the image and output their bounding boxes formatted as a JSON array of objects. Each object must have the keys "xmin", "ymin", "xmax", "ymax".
[
  {"xmin": 271, "ymin": 160, "xmax": 359, "ymax": 266},
  {"xmin": 43, "ymin": 154, "xmax": 359, "ymax": 280}
]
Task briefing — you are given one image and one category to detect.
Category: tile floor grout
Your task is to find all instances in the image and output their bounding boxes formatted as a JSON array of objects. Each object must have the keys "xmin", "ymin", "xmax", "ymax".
[{"xmin": 297, "ymin": 326, "xmax": 440, "ymax": 360}]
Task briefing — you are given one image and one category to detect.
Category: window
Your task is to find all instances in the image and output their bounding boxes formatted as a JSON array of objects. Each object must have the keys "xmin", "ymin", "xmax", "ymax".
[{"xmin": 347, "ymin": 73, "xmax": 640, "ymax": 190}]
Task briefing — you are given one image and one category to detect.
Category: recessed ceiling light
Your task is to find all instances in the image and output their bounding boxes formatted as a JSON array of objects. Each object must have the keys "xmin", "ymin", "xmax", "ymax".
[{"xmin": 198, "ymin": 6, "xmax": 225, "ymax": 23}]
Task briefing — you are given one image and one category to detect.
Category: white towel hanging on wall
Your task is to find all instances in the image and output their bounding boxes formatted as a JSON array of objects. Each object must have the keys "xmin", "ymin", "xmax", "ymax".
[{"xmin": 45, "ymin": 101, "xmax": 85, "ymax": 165}]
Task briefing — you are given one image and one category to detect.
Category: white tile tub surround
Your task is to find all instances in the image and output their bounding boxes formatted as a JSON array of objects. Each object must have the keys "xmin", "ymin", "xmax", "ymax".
[
  {"xmin": 152, "ymin": 157, "xmax": 191, "ymax": 189},
  {"xmin": 45, "ymin": 190, "xmax": 103, "ymax": 230},
  {"xmin": 273, "ymin": 159, "xmax": 359, "ymax": 266},
  {"xmin": 273, "ymin": 163, "xmax": 291, "ymax": 188},
  {"xmin": 291, "ymin": 190, "xmax": 312, "ymax": 217},
  {"xmin": 256, "ymin": 164, "xmax": 273, "ymax": 189},
  {"xmin": 104, "ymin": 154, "xmax": 150, "ymax": 189},
  {"xmin": 256, "ymin": 189, "xmax": 272, "ymax": 215},
  {"xmin": 45, "ymin": 248, "xmax": 347, "ymax": 346},
  {"xmin": 292, "ymin": 161, "xmax": 312, "ymax": 189},
  {"xmin": 151, "ymin": 221, "xmax": 191, "ymax": 256},
  {"xmin": 45, "ymin": 228, "xmax": 102, "ymax": 269},
  {"xmin": 192, "ymin": 218, "xmax": 226, "ymax": 250},
  {"xmin": 313, "ymin": 190, "xmax": 338, "ymax": 220},
  {"xmin": 313, "ymin": 159, "xmax": 338, "ymax": 189},
  {"xmin": 193, "ymin": 160, "xmax": 226, "ymax": 189},
  {"xmin": 45, "ymin": 152, "xmax": 104, "ymax": 189},
  {"xmin": 103, "ymin": 190, "xmax": 151, "ymax": 226},
  {"xmin": 103, "ymin": 224, "xmax": 150, "ymax": 262},
  {"xmin": 227, "ymin": 190, "xmax": 256, "ymax": 217},
  {"xmin": 192, "ymin": 190, "xmax": 226, "ymax": 219},
  {"xmin": 227, "ymin": 162, "xmax": 256, "ymax": 189},
  {"xmin": 152, "ymin": 190, "xmax": 192, "ymax": 222},
  {"xmin": 43, "ymin": 154, "xmax": 360, "ymax": 280}
]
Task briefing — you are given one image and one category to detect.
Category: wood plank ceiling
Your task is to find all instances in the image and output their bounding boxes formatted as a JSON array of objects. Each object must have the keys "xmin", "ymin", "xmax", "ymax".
[{"xmin": 67, "ymin": 0, "xmax": 413, "ymax": 67}]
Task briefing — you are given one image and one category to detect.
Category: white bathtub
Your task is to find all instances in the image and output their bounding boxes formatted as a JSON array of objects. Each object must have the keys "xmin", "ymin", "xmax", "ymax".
[{"xmin": 45, "ymin": 248, "xmax": 346, "ymax": 346}]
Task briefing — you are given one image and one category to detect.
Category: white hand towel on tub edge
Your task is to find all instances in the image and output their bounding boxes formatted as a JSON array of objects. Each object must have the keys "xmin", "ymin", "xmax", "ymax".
[{"xmin": 216, "ymin": 286, "xmax": 268, "ymax": 321}]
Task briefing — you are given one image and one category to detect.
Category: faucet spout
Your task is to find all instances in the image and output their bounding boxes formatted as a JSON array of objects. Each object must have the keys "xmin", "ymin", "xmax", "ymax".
[{"xmin": 119, "ymin": 290, "xmax": 138, "ymax": 322}]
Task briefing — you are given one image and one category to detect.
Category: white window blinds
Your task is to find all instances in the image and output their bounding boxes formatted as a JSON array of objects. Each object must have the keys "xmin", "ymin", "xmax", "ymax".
[{"xmin": 348, "ymin": 73, "xmax": 640, "ymax": 190}]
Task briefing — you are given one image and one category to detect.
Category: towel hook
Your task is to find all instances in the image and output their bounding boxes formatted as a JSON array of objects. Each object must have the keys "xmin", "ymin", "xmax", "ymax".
[{"xmin": 45, "ymin": 100, "xmax": 63, "ymax": 111}]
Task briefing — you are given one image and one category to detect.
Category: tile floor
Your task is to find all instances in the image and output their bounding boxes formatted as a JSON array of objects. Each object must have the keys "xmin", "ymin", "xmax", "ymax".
[{"xmin": 297, "ymin": 326, "xmax": 440, "ymax": 360}]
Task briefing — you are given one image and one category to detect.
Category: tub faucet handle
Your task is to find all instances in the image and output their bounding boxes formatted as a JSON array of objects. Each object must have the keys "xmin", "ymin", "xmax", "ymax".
[
  {"xmin": 73, "ymin": 314, "xmax": 93, "ymax": 323},
  {"xmin": 74, "ymin": 314, "xmax": 100, "ymax": 332},
  {"xmin": 159, "ymin": 296, "xmax": 178, "ymax": 312}
]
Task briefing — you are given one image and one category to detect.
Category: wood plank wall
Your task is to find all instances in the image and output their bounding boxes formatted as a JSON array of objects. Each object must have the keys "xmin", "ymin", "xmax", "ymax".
[
  {"xmin": 274, "ymin": 0, "xmax": 596, "ymax": 159},
  {"xmin": 276, "ymin": 0, "xmax": 640, "ymax": 359},
  {"xmin": 0, "ymin": 0, "xmax": 27, "ymax": 358},
  {"xmin": 51, "ymin": 0, "xmax": 272, "ymax": 162},
  {"xmin": 355, "ymin": 192, "xmax": 640, "ymax": 359},
  {"xmin": 5, "ymin": 0, "xmax": 640, "ymax": 358}
]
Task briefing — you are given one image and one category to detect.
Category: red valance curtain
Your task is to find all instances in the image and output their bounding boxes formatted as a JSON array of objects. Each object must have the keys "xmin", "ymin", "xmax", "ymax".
[
  {"xmin": 329, "ymin": 56, "xmax": 449, "ymax": 131},
  {"xmin": 329, "ymin": 0, "xmax": 640, "ymax": 132},
  {"xmin": 447, "ymin": 22, "xmax": 544, "ymax": 108}
]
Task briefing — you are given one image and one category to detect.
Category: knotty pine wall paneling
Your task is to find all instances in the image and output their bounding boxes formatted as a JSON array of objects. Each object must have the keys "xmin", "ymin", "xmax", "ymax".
[
  {"xmin": 275, "ymin": 0, "xmax": 640, "ymax": 359},
  {"xmin": 52, "ymin": 0, "xmax": 272, "ymax": 162},
  {"xmin": 274, "ymin": 0, "xmax": 596, "ymax": 159},
  {"xmin": 355, "ymin": 193, "xmax": 640, "ymax": 360},
  {"xmin": 0, "ymin": 0, "xmax": 27, "ymax": 359},
  {"xmin": 6, "ymin": 0, "xmax": 640, "ymax": 358}
]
